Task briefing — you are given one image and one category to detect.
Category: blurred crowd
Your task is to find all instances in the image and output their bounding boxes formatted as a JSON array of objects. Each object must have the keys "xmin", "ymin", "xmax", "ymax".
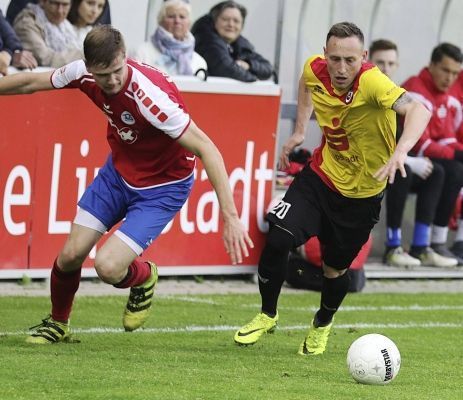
[{"xmin": 0, "ymin": 0, "xmax": 275, "ymax": 82}]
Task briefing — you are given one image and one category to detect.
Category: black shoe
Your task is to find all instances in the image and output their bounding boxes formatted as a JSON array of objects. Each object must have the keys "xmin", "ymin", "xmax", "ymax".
[
  {"xmin": 431, "ymin": 243, "xmax": 463, "ymax": 265},
  {"xmin": 450, "ymin": 241, "xmax": 463, "ymax": 261}
]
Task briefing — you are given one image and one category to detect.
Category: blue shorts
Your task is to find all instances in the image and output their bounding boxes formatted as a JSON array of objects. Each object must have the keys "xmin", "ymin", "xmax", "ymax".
[{"xmin": 78, "ymin": 156, "xmax": 193, "ymax": 251}]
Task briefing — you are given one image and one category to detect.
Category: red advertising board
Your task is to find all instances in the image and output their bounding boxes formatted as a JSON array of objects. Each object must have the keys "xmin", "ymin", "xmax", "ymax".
[{"xmin": 0, "ymin": 78, "xmax": 280, "ymax": 277}]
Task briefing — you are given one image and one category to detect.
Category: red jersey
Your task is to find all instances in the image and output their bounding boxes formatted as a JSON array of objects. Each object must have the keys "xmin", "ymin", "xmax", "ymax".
[
  {"xmin": 402, "ymin": 67, "xmax": 463, "ymax": 159},
  {"xmin": 51, "ymin": 59, "xmax": 194, "ymax": 188},
  {"xmin": 449, "ymin": 71, "xmax": 463, "ymax": 143}
]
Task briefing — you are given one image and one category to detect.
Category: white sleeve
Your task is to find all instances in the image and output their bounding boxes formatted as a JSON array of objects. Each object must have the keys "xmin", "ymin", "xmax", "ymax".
[
  {"xmin": 51, "ymin": 60, "xmax": 88, "ymax": 89},
  {"xmin": 132, "ymin": 73, "xmax": 190, "ymax": 139}
]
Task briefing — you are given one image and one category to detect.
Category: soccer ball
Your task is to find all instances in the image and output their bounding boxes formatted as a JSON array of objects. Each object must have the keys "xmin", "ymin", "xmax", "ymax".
[{"xmin": 346, "ymin": 333, "xmax": 401, "ymax": 385}]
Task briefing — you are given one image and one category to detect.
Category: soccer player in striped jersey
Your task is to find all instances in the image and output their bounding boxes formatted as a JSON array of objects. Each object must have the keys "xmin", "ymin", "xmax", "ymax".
[
  {"xmin": 0, "ymin": 25, "xmax": 253, "ymax": 343},
  {"xmin": 234, "ymin": 22, "xmax": 431, "ymax": 355}
]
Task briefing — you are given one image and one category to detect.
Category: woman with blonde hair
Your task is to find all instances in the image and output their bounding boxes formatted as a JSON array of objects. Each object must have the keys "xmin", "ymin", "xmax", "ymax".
[{"xmin": 133, "ymin": 0, "xmax": 206, "ymax": 77}]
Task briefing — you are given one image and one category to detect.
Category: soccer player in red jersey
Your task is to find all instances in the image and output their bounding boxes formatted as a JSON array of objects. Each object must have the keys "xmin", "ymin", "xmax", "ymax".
[
  {"xmin": 0, "ymin": 25, "xmax": 253, "ymax": 343},
  {"xmin": 234, "ymin": 22, "xmax": 430, "ymax": 355}
]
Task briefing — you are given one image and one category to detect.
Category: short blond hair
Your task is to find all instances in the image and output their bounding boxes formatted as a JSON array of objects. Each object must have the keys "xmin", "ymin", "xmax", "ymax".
[{"xmin": 157, "ymin": 0, "xmax": 192, "ymax": 25}]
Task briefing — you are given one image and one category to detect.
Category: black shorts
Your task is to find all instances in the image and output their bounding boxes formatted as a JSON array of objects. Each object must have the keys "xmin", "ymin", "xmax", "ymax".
[{"xmin": 267, "ymin": 166, "xmax": 382, "ymax": 269}]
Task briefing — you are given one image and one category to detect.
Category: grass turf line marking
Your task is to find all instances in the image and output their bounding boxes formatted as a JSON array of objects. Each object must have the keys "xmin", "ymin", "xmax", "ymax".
[
  {"xmin": 3, "ymin": 322, "xmax": 463, "ymax": 337},
  {"xmin": 243, "ymin": 303, "xmax": 463, "ymax": 312},
  {"xmin": 155, "ymin": 297, "xmax": 463, "ymax": 312}
]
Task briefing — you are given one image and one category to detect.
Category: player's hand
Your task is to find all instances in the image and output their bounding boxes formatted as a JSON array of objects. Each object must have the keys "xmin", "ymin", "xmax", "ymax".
[
  {"xmin": 222, "ymin": 216, "xmax": 254, "ymax": 265},
  {"xmin": 279, "ymin": 132, "xmax": 305, "ymax": 170},
  {"xmin": 373, "ymin": 149, "xmax": 408, "ymax": 184}
]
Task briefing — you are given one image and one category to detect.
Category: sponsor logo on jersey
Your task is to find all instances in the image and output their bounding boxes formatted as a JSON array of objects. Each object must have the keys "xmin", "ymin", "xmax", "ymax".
[
  {"xmin": 117, "ymin": 127, "xmax": 137, "ymax": 143},
  {"xmin": 313, "ymin": 85, "xmax": 325, "ymax": 95},
  {"xmin": 345, "ymin": 90, "xmax": 354, "ymax": 104},
  {"xmin": 121, "ymin": 111, "xmax": 135, "ymax": 125},
  {"xmin": 108, "ymin": 117, "xmax": 138, "ymax": 144}
]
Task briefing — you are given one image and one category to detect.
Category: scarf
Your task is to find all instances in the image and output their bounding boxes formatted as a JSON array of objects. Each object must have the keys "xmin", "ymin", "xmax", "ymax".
[
  {"xmin": 29, "ymin": 3, "xmax": 80, "ymax": 52},
  {"xmin": 151, "ymin": 26, "xmax": 194, "ymax": 75}
]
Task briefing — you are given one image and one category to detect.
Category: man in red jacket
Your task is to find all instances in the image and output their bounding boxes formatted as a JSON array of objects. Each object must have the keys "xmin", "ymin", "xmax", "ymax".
[{"xmin": 403, "ymin": 42, "xmax": 463, "ymax": 263}]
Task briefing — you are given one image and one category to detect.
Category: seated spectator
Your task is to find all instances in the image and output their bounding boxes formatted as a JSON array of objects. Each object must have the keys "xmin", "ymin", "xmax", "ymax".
[
  {"xmin": 13, "ymin": 0, "xmax": 82, "ymax": 67},
  {"xmin": 403, "ymin": 42, "xmax": 463, "ymax": 264},
  {"xmin": 0, "ymin": 8, "xmax": 37, "ymax": 74},
  {"xmin": 132, "ymin": 0, "xmax": 206, "ymax": 77},
  {"xmin": 6, "ymin": 0, "xmax": 111, "ymax": 25},
  {"xmin": 191, "ymin": 0, "xmax": 274, "ymax": 82},
  {"xmin": 370, "ymin": 39, "xmax": 456, "ymax": 268},
  {"xmin": 67, "ymin": 0, "xmax": 107, "ymax": 47}
]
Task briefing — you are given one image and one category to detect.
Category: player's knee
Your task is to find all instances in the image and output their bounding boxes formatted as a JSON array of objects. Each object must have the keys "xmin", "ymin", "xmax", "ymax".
[
  {"xmin": 259, "ymin": 225, "xmax": 295, "ymax": 277},
  {"xmin": 266, "ymin": 225, "xmax": 295, "ymax": 253},
  {"xmin": 59, "ymin": 245, "xmax": 87, "ymax": 270},
  {"xmin": 322, "ymin": 264, "xmax": 348, "ymax": 278},
  {"xmin": 94, "ymin": 256, "xmax": 122, "ymax": 284}
]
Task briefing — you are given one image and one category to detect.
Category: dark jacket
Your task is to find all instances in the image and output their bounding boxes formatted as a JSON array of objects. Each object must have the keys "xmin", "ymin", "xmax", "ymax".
[
  {"xmin": 192, "ymin": 14, "xmax": 273, "ymax": 82},
  {"xmin": 6, "ymin": 0, "xmax": 111, "ymax": 25},
  {"xmin": 0, "ymin": 9, "xmax": 22, "ymax": 55}
]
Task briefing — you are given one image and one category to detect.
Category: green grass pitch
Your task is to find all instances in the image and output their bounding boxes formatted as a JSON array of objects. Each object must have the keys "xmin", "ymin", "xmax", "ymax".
[{"xmin": 1, "ymin": 290, "xmax": 462, "ymax": 399}]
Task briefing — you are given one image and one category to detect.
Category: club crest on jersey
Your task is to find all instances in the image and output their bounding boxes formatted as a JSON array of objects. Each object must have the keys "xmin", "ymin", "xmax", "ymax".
[
  {"xmin": 121, "ymin": 111, "xmax": 135, "ymax": 125},
  {"xmin": 345, "ymin": 90, "xmax": 354, "ymax": 104}
]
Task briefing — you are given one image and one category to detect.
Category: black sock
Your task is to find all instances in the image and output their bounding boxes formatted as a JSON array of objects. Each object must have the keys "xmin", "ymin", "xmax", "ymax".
[
  {"xmin": 315, "ymin": 273, "xmax": 350, "ymax": 326},
  {"xmin": 410, "ymin": 245, "xmax": 426, "ymax": 255},
  {"xmin": 258, "ymin": 248, "xmax": 288, "ymax": 317}
]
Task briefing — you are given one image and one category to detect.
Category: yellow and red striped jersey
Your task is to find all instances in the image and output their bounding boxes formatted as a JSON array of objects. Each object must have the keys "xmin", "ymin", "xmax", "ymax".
[{"xmin": 303, "ymin": 55, "xmax": 405, "ymax": 198}]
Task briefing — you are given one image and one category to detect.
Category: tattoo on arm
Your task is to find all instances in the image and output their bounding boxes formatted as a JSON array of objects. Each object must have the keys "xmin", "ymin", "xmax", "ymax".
[{"xmin": 392, "ymin": 92, "xmax": 412, "ymax": 112}]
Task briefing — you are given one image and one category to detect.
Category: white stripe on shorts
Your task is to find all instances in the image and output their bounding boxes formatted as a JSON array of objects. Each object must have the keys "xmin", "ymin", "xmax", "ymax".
[
  {"xmin": 74, "ymin": 207, "xmax": 107, "ymax": 234},
  {"xmin": 114, "ymin": 231, "xmax": 144, "ymax": 255}
]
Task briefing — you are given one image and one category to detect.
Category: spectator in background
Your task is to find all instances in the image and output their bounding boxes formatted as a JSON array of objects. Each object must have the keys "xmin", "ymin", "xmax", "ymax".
[
  {"xmin": 403, "ymin": 42, "xmax": 463, "ymax": 264},
  {"xmin": 132, "ymin": 0, "xmax": 207, "ymax": 78},
  {"xmin": 448, "ymin": 71, "xmax": 463, "ymax": 259},
  {"xmin": 67, "ymin": 0, "xmax": 107, "ymax": 47},
  {"xmin": 6, "ymin": 0, "xmax": 111, "ymax": 25},
  {"xmin": 191, "ymin": 0, "xmax": 274, "ymax": 82},
  {"xmin": 370, "ymin": 39, "xmax": 456, "ymax": 268},
  {"xmin": 0, "ymin": 8, "xmax": 37, "ymax": 74},
  {"xmin": 13, "ymin": 0, "xmax": 82, "ymax": 67}
]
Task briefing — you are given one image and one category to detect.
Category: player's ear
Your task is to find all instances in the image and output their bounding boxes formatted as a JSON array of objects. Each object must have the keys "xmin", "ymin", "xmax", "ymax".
[{"xmin": 362, "ymin": 50, "xmax": 367, "ymax": 62}]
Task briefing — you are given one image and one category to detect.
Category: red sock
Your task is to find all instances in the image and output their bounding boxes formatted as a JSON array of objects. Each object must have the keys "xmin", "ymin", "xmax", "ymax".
[
  {"xmin": 50, "ymin": 259, "xmax": 81, "ymax": 322},
  {"xmin": 113, "ymin": 259, "xmax": 151, "ymax": 288}
]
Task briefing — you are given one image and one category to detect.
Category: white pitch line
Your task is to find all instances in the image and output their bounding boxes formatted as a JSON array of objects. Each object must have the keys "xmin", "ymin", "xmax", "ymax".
[
  {"xmin": 157, "ymin": 296, "xmax": 463, "ymax": 312},
  {"xmin": 160, "ymin": 295, "xmax": 218, "ymax": 304},
  {"xmin": 242, "ymin": 303, "xmax": 463, "ymax": 312},
  {"xmin": 2, "ymin": 322, "xmax": 463, "ymax": 337}
]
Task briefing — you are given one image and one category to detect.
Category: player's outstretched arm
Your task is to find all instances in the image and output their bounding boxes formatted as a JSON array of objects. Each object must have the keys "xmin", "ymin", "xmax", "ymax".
[
  {"xmin": 0, "ymin": 70, "xmax": 54, "ymax": 95},
  {"xmin": 279, "ymin": 75, "xmax": 314, "ymax": 170},
  {"xmin": 177, "ymin": 121, "xmax": 254, "ymax": 264},
  {"xmin": 373, "ymin": 92, "xmax": 431, "ymax": 183}
]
